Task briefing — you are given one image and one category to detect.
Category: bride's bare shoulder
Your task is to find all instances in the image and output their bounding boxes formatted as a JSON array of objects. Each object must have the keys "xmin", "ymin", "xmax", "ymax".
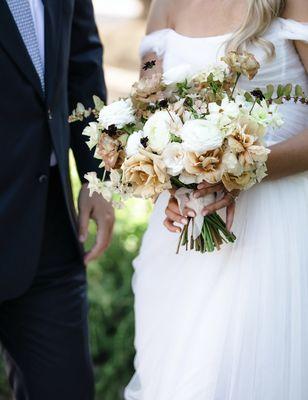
[
  {"xmin": 283, "ymin": 0, "xmax": 308, "ymax": 22},
  {"xmin": 146, "ymin": 0, "xmax": 174, "ymax": 34}
]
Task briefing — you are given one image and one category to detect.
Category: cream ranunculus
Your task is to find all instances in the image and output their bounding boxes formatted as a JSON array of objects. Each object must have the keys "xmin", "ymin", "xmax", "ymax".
[
  {"xmin": 126, "ymin": 130, "xmax": 145, "ymax": 157},
  {"xmin": 144, "ymin": 110, "xmax": 181, "ymax": 154},
  {"xmin": 121, "ymin": 150, "xmax": 171, "ymax": 199},
  {"xmin": 180, "ymin": 119, "xmax": 224, "ymax": 154},
  {"xmin": 99, "ymin": 99, "xmax": 135, "ymax": 129},
  {"xmin": 161, "ymin": 142, "xmax": 186, "ymax": 176}
]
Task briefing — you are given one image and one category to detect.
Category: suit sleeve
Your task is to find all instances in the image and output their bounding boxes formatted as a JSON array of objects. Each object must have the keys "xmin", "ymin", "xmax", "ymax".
[{"xmin": 68, "ymin": 0, "xmax": 107, "ymax": 183}]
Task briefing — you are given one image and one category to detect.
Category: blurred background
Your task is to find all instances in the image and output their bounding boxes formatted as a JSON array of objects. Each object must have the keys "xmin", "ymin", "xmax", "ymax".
[{"xmin": 0, "ymin": 1, "xmax": 152, "ymax": 399}]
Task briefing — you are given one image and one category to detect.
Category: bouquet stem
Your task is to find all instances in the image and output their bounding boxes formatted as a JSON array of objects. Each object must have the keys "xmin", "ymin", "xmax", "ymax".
[{"xmin": 176, "ymin": 212, "xmax": 236, "ymax": 254}]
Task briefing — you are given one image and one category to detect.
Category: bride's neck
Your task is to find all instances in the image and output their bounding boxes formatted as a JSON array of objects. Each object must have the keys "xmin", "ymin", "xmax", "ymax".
[{"xmin": 170, "ymin": 0, "xmax": 246, "ymax": 37}]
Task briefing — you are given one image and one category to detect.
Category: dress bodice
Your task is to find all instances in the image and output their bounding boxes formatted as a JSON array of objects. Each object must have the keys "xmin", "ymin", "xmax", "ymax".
[{"xmin": 140, "ymin": 18, "xmax": 308, "ymax": 146}]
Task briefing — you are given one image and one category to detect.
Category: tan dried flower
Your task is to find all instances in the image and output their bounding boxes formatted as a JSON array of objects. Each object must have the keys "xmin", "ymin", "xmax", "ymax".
[
  {"xmin": 131, "ymin": 73, "xmax": 166, "ymax": 106},
  {"xmin": 184, "ymin": 149, "xmax": 224, "ymax": 184},
  {"xmin": 121, "ymin": 150, "xmax": 171, "ymax": 199},
  {"xmin": 97, "ymin": 133, "xmax": 125, "ymax": 171},
  {"xmin": 222, "ymin": 172, "xmax": 252, "ymax": 191},
  {"xmin": 222, "ymin": 51, "xmax": 260, "ymax": 80}
]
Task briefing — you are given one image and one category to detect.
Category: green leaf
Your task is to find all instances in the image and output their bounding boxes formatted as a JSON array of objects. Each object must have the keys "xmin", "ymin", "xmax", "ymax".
[
  {"xmin": 295, "ymin": 84, "xmax": 304, "ymax": 97},
  {"xmin": 266, "ymin": 84, "xmax": 275, "ymax": 98},
  {"xmin": 277, "ymin": 84, "xmax": 284, "ymax": 98},
  {"xmin": 244, "ymin": 92, "xmax": 254, "ymax": 102},
  {"xmin": 274, "ymin": 97, "xmax": 283, "ymax": 104},
  {"xmin": 284, "ymin": 84, "xmax": 292, "ymax": 97},
  {"xmin": 93, "ymin": 95, "xmax": 105, "ymax": 112},
  {"xmin": 170, "ymin": 134, "xmax": 183, "ymax": 143}
]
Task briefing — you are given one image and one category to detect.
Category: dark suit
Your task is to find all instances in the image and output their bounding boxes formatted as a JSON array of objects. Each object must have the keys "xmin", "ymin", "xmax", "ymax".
[{"xmin": 0, "ymin": 0, "xmax": 106, "ymax": 398}]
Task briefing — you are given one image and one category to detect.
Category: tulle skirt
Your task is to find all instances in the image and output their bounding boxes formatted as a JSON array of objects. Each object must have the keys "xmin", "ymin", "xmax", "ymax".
[{"xmin": 125, "ymin": 171, "xmax": 308, "ymax": 400}]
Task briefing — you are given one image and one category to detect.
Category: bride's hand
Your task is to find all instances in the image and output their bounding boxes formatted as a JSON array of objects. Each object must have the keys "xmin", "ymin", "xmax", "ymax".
[
  {"xmin": 195, "ymin": 182, "xmax": 239, "ymax": 231},
  {"xmin": 164, "ymin": 196, "xmax": 196, "ymax": 233},
  {"xmin": 164, "ymin": 183, "xmax": 239, "ymax": 233}
]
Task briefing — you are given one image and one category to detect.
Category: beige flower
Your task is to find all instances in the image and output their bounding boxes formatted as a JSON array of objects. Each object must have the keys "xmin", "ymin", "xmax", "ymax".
[
  {"xmin": 222, "ymin": 51, "xmax": 260, "ymax": 80},
  {"xmin": 183, "ymin": 149, "xmax": 224, "ymax": 184},
  {"xmin": 227, "ymin": 127, "xmax": 269, "ymax": 171},
  {"xmin": 222, "ymin": 171, "xmax": 252, "ymax": 191},
  {"xmin": 131, "ymin": 73, "xmax": 166, "ymax": 106},
  {"xmin": 97, "ymin": 133, "xmax": 126, "ymax": 171},
  {"xmin": 121, "ymin": 150, "xmax": 171, "ymax": 199}
]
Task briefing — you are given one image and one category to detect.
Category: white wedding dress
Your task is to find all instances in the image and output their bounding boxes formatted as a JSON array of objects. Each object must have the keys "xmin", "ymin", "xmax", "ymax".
[{"xmin": 125, "ymin": 18, "xmax": 308, "ymax": 400}]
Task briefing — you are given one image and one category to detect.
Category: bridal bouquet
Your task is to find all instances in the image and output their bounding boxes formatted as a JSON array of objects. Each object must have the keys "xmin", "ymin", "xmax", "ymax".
[{"xmin": 70, "ymin": 51, "xmax": 307, "ymax": 253}]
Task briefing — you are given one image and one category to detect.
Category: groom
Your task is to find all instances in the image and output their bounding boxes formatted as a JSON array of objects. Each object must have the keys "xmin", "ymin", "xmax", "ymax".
[{"xmin": 0, "ymin": 0, "xmax": 114, "ymax": 399}]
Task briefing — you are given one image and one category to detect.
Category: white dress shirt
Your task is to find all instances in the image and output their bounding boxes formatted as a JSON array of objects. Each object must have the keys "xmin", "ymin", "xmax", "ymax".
[{"xmin": 28, "ymin": 0, "xmax": 57, "ymax": 166}]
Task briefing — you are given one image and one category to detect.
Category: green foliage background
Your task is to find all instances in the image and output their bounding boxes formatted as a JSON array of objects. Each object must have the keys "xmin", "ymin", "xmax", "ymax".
[{"xmin": 0, "ymin": 165, "xmax": 151, "ymax": 400}]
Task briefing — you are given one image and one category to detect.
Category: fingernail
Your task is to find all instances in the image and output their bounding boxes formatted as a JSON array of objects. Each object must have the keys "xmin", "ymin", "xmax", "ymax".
[
  {"xmin": 202, "ymin": 210, "xmax": 209, "ymax": 217},
  {"xmin": 181, "ymin": 218, "xmax": 188, "ymax": 225},
  {"xmin": 188, "ymin": 211, "xmax": 195, "ymax": 218},
  {"xmin": 176, "ymin": 228, "xmax": 181, "ymax": 233},
  {"xmin": 194, "ymin": 193, "xmax": 200, "ymax": 198},
  {"xmin": 79, "ymin": 235, "xmax": 85, "ymax": 242}
]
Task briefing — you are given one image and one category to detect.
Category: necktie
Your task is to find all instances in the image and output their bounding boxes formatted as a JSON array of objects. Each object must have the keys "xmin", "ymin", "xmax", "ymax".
[{"xmin": 6, "ymin": 0, "xmax": 45, "ymax": 91}]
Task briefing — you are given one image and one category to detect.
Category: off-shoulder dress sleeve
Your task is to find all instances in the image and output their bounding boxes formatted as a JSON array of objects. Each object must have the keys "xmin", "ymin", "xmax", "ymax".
[
  {"xmin": 279, "ymin": 18, "xmax": 308, "ymax": 42},
  {"xmin": 139, "ymin": 29, "xmax": 170, "ymax": 58}
]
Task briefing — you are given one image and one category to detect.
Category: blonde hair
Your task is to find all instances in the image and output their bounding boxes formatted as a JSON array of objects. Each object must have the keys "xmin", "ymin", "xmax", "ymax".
[{"xmin": 226, "ymin": 0, "xmax": 287, "ymax": 57}]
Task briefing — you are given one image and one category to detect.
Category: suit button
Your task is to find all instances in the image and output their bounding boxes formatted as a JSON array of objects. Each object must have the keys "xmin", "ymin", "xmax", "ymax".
[
  {"xmin": 48, "ymin": 109, "xmax": 53, "ymax": 120},
  {"xmin": 38, "ymin": 174, "xmax": 48, "ymax": 184}
]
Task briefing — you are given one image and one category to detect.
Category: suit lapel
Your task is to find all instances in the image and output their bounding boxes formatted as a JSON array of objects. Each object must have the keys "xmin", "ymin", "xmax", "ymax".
[
  {"xmin": 44, "ymin": 0, "xmax": 63, "ymax": 104},
  {"xmin": 0, "ymin": 0, "xmax": 44, "ymax": 102}
]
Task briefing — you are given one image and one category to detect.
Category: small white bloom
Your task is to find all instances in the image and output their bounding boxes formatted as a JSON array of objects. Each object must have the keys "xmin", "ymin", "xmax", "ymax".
[
  {"xmin": 82, "ymin": 122, "xmax": 100, "ymax": 150},
  {"xmin": 250, "ymin": 100, "xmax": 282, "ymax": 128},
  {"xmin": 163, "ymin": 64, "xmax": 194, "ymax": 85},
  {"xmin": 110, "ymin": 169, "xmax": 122, "ymax": 187},
  {"xmin": 85, "ymin": 172, "xmax": 114, "ymax": 202},
  {"xmin": 99, "ymin": 99, "xmax": 135, "ymax": 129},
  {"xmin": 222, "ymin": 152, "xmax": 243, "ymax": 176},
  {"xmin": 180, "ymin": 119, "xmax": 224, "ymax": 154},
  {"xmin": 269, "ymin": 104, "xmax": 284, "ymax": 128},
  {"xmin": 144, "ymin": 111, "xmax": 181, "ymax": 154},
  {"xmin": 126, "ymin": 130, "xmax": 144, "ymax": 157},
  {"xmin": 193, "ymin": 62, "xmax": 228, "ymax": 83},
  {"xmin": 162, "ymin": 142, "xmax": 186, "ymax": 176}
]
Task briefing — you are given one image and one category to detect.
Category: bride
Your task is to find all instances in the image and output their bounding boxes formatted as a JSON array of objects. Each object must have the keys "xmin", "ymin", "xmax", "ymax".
[{"xmin": 125, "ymin": 0, "xmax": 308, "ymax": 399}]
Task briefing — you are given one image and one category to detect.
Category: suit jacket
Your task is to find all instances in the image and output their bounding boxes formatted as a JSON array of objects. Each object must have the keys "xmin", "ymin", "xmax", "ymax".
[{"xmin": 0, "ymin": 0, "xmax": 107, "ymax": 301}]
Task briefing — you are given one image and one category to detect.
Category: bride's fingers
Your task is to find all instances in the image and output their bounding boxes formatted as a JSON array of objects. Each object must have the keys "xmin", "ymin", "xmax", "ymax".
[
  {"xmin": 165, "ymin": 207, "xmax": 188, "ymax": 225},
  {"xmin": 202, "ymin": 193, "xmax": 234, "ymax": 216},
  {"xmin": 164, "ymin": 218, "xmax": 182, "ymax": 233},
  {"xmin": 197, "ymin": 181, "xmax": 214, "ymax": 190},
  {"xmin": 226, "ymin": 202, "xmax": 236, "ymax": 231},
  {"xmin": 194, "ymin": 183, "xmax": 224, "ymax": 199}
]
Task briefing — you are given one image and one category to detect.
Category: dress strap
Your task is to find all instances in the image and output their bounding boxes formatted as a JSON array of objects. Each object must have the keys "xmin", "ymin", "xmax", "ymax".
[
  {"xmin": 278, "ymin": 18, "xmax": 308, "ymax": 42},
  {"xmin": 139, "ymin": 29, "xmax": 170, "ymax": 58}
]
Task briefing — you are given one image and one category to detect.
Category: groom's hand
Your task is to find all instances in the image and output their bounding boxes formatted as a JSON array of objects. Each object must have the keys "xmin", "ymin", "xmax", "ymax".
[{"xmin": 78, "ymin": 184, "xmax": 115, "ymax": 263}]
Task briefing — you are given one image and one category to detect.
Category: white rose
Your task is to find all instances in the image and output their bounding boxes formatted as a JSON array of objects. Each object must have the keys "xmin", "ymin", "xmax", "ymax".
[
  {"xmin": 163, "ymin": 64, "xmax": 194, "ymax": 85},
  {"xmin": 144, "ymin": 110, "xmax": 180, "ymax": 154},
  {"xmin": 222, "ymin": 151, "xmax": 243, "ymax": 176},
  {"xmin": 126, "ymin": 130, "xmax": 144, "ymax": 157},
  {"xmin": 99, "ymin": 99, "xmax": 135, "ymax": 129},
  {"xmin": 82, "ymin": 122, "xmax": 100, "ymax": 150},
  {"xmin": 162, "ymin": 143, "xmax": 186, "ymax": 176},
  {"xmin": 180, "ymin": 119, "xmax": 224, "ymax": 154}
]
